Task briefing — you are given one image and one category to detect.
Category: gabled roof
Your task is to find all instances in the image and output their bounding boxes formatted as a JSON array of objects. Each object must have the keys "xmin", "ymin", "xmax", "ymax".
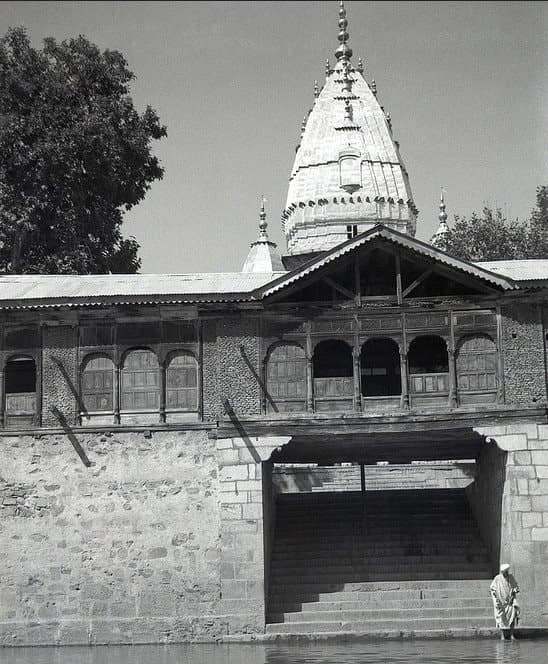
[
  {"xmin": 0, "ymin": 272, "xmax": 285, "ymax": 310},
  {"xmin": 261, "ymin": 225, "xmax": 518, "ymax": 298}
]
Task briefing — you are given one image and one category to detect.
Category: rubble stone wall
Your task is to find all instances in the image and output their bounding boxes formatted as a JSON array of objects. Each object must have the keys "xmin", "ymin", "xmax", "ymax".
[{"xmin": 0, "ymin": 428, "xmax": 224, "ymax": 646}]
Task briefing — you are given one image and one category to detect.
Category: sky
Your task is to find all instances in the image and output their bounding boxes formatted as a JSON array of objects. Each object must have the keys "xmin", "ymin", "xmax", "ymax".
[{"xmin": 1, "ymin": 1, "xmax": 546, "ymax": 274}]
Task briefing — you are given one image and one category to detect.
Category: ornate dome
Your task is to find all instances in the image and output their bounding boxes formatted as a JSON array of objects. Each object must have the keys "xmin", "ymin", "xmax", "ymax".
[{"xmin": 283, "ymin": 1, "xmax": 417, "ymax": 255}]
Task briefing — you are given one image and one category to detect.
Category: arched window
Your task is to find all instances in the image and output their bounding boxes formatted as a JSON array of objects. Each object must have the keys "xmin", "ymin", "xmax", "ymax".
[
  {"xmin": 166, "ymin": 352, "xmax": 198, "ymax": 412},
  {"xmin": 121, "ymin": 349, "xmax": 159, "ymax": 412},
  {"xmin": 5, "ymin": 355, "xmax": 37, "ymax": 427},
  {"xmin": 408, "ymin": 335, "xmax": 449, "ymax": 394},
  {"xmin": 339, "ymin": 149, "xmax": 362, "ymax": 194},
  {"xmin": 81, "ymin": 355, "xmax": 114, "ymax": 413},
  {"xmin": 456, "ymin": 334, "xmax": 497, "ymax": 403},
  {"xmin": 361, "ymin": 338, "xmax": 401, "ymax": 397},
  {"xmin": 313, "ymin": 340, "xmax": 353, "ymax": 411},
  {"xmin": 266, "ymin": 343, "xmax": 307, "ymax": 413}
]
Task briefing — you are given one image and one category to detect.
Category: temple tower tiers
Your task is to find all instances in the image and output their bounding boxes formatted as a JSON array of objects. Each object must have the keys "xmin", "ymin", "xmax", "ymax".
[{"xmin": 283, "ymin": 1, "xmax": 417, "ymax": 255}]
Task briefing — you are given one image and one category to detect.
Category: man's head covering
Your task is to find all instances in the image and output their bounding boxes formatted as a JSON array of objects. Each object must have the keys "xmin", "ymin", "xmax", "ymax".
[{"xmin": 500, "ymin": 563, "xmax": 511, "ymax": 573}]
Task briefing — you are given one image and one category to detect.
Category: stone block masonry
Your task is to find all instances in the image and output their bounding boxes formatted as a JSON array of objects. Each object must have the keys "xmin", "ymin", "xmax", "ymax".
[
  {"xmin": 472, "ymin": 422, "xmax": 548, "ymax": 628},
  {"xmin": 0, "ymin": 429, "xmax": 224, "ymax": 646}
]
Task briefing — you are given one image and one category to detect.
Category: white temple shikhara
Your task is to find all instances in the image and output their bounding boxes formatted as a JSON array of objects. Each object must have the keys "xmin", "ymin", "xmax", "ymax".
[{"xmin": 282, "ymin": 1, "xmax": 417, "ymax": 255}]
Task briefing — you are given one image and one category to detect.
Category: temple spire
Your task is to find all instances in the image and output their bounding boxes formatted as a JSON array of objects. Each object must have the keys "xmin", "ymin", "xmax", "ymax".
[
  {"xmin": 258, "ymin": 195, "xmax": 268, "ymax": 240},
  {"xmin": 431, "ymin": 189, "xmax": 450, "ymax": 249},
  {"xmin": 242, "ymin": 197, "xmax": 283, "ymax": 273},
  {"xmin": 334, "ymin": 1, "xmax": 353, "ymax": 62}
]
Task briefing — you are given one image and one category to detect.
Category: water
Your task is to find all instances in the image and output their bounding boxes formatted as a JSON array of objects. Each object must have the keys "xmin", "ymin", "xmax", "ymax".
[{"xmin": 0, "ymin": 640, "xmax": 546, "ymax": 664}]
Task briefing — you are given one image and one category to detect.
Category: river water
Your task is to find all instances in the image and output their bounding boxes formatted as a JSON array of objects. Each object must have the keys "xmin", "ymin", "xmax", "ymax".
[{"xmin": 0, "ymin": 640, "xmax": 546, "ymax": 664}]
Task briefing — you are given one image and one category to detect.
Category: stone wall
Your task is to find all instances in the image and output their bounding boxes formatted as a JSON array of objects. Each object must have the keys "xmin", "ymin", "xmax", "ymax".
[
  {"xmin": 217, "ymin": 318, "xmax": 262, "ymax": 417},
  {"xmin": 466, "ymin": 443, "xmax": 506, "ymax": 569},
  {"xmin": 501, "ymin": 304, "xmax": 546, "ymax": 405},
  {"xmin": 41, "ymin": 325, "xmax": 78, "ymax": 427},
  {"xmin": 474, "ymin": 422, "xmax": 548, "ymax": 627},
  {"xmin": 0, "ymin": 428, "xmax": 223, "ymax": 646}
]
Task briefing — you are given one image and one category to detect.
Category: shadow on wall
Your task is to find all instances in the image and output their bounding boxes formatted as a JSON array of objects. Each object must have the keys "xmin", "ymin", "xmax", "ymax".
[{"xmin": 466, "ymin": 440, "xmax": 507, "ymax": 572}]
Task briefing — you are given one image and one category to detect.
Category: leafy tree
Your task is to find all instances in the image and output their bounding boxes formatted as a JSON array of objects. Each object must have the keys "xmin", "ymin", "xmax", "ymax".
[
  {"xmin": 525, "ymin": 186, "xmax": 548, "ymax": 258},
  {"xmin": 0, "ymin": 27, "xmax": 166, "ymax": 274},
  {"xmin": 443, "ymin": 207, "xmax": 529, "ymax": 262},
  {"xmin": 443, "ymin": 188, "xmax": 548, "ymax": 262}
]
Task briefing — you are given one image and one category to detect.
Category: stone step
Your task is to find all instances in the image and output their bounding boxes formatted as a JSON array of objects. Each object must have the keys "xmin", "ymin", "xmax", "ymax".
[
  {"xmin": 271, "ymin": 553, "xmax": 490, "ymax": 566},
  {"xmin": 272, "ymin": 545, "xmax": 487, "ymax": 558},
  {"xmin": 271, "ymin": 558, "xmax": 491, "ymax": 580},
  {"xmin": 268, "ymin": 597, "xmax": 492, "ymax": 612},
  {"xmin": 269, "ymin": 578, "xmax": 492, "ymax": 593},
  {"xmin": 268, "ymin": 606, "xmax": 492, "ymax": 623},
  {"xmin": 271, "ymin": 571, "xmax": 492, "ymax": 585},
  {"xmin": 265, "ymin": 617, "xmax": 495, "ymax": 634}
]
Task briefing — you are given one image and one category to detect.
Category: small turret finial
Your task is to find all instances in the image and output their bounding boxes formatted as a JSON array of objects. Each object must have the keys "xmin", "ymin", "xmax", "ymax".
[
  {"xmin": 325, "ymin": 58, "xmax": 331, "ymax": 78},
  {"xmin": 314, "ymin": 80, "xmax": 320, "ymax": 98},
  {"xmin": 300, "ymin": 115, "xmax": 307, "ymax": 136},
  {"xmin": 335, "ymin": 0, "xmax": 353, "ymax": 62},
  {"xmin": 370, "ymin": 79, "xmax": 377, "ymax": 96},
  {"xmin": 431, "ymin": 188, "xmax": 449, "ymax": 249},
  {"xmin": 357, "ymin": 57, "xmax": 364, "ymax": 74},
  {"xmin": 439, "ymin": 188, "xmax": 448, "ymax": 223},
  {"xmin": 259, "ymin": 196, "xmax": 268, "ymax": 240},
  {"xmin": 385, "ymin": 111, "xmax": 392, "ymax": 131}
]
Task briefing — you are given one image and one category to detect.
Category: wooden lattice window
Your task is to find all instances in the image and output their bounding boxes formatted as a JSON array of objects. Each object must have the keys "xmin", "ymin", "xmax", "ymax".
[
  {"xmin": 456, "ymin": 334, "xmax": 497, "ymax": 393},
  {"xmin": 166, "ymin": 352, "xmax": 198, "ymax": 411},
  {"xmin": 121, "ymin": 349, "xmax": 159, "ymax": 411},
  {"xmin": 5, "ymin": 355, "xmax": 37, "ymax": 427},
  {"xmin": 81, "ymin": 355, "xmax": 114, "ymax": 412},
  {"xmin": 266, "ymin": 343, "xmax": 307, "ymax": 413},
  {"xmin": 408, "ymin": 335, "xmax": 449, "ymax": 394}
]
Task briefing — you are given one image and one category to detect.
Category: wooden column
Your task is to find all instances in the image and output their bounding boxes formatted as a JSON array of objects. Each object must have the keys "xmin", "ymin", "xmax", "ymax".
[
  {"xmin": 306, "ymin": 354, "xmax": 314, "ymax": 412},
  {"xmin": 352, "ymin": 346, "xmax": 361, "ymax": 412},
  {"xmin": 306, "ymin": 324, "xmax": 314, "ymax": 412},
  {"xmin": 113, "ymin": 360, "xmax": 121, "ymax": 424},
  {"xmin": 447, "ymin": 342, "xmax": 458, "ymax": 408},
  {"xmin": 159, "ymin": 360, "xmax": 167, "ymax": 423},
  {"xmin": 399, "ymin": 350, "xmax": 409, "ymax": 409},
  {"xmin": 261, "ymin": 359, "xmax": 268, "ymax": 415}
]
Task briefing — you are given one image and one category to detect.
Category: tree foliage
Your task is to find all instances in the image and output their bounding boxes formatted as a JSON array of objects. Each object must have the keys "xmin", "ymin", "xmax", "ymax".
[
  {"xmin": 0, "ymin": 27, "xmax": 166, "ymax": 274},
  {"xmin": 443, "ymin": 186, "xmax": 548, "ymax": 262}
]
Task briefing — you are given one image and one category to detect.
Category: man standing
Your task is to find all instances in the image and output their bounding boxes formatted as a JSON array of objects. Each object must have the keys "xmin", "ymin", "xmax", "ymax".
[{"xmin": 490, "ymin": 563, "xmax": 520, "ymax": 640}]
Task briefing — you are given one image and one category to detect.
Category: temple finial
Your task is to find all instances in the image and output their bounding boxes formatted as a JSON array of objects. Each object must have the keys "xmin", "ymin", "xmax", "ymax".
[
  {"xmin": 258, "ymin": 196, "xmax": 268, "ymax": 240},
  {"xmin": 370, "ymin": 79, "xmax": 377, "ymax": 96},
  {"xmin": 439, "ymin": 188, "xmax": 448, "ymax": 224},
  {"xmin": 385, "ymin": 111, "xmax": 392, "ymax": 131},
  {"xmin": 314, "ymin": 80, "xmax": 320, "ymax": 98},
  {"xmin": 335, "ymin": 0, "xmax": 353, "ymax": 62},
  {"xmin": 357, "ymin": 57, "xmax": 364, "ymax": 74},
  {"xmin": 431, "ymin": 188, "xmax": 449, "ymax": 249}
]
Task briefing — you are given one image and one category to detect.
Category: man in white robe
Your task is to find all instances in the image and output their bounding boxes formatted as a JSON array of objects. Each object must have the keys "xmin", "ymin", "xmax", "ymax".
[{"xmin": 490, "ymin": 563, "xmax": 520, "ymax": 640}]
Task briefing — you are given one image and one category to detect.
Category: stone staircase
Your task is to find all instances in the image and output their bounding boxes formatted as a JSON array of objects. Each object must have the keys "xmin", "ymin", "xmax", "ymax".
[{"xmin": 266, "ymin": 488, "xmax": 495, "ymax": 635}]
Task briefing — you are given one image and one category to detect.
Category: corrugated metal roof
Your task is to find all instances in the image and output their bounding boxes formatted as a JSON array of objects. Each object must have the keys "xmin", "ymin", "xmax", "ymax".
[
  {"xmin": 0, "ymin": 272, "xmax": 286, "ymax": 309},
  {"xmin": 475, "ymin": 260, "xmax": 548, "ymax": 283},
  {"xmin": 262, "ymin": 226, "xmax": 518, "ymax": 297}
]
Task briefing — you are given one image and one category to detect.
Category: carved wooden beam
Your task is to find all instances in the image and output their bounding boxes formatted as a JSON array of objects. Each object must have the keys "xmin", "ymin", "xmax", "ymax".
[
  {"xmin": 402, "ymin": 269, "xmax": 433, "ymax": 298},
  {"xmin": 322, "ymin": 276, "xmax": 355, "ymax": 301}
]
